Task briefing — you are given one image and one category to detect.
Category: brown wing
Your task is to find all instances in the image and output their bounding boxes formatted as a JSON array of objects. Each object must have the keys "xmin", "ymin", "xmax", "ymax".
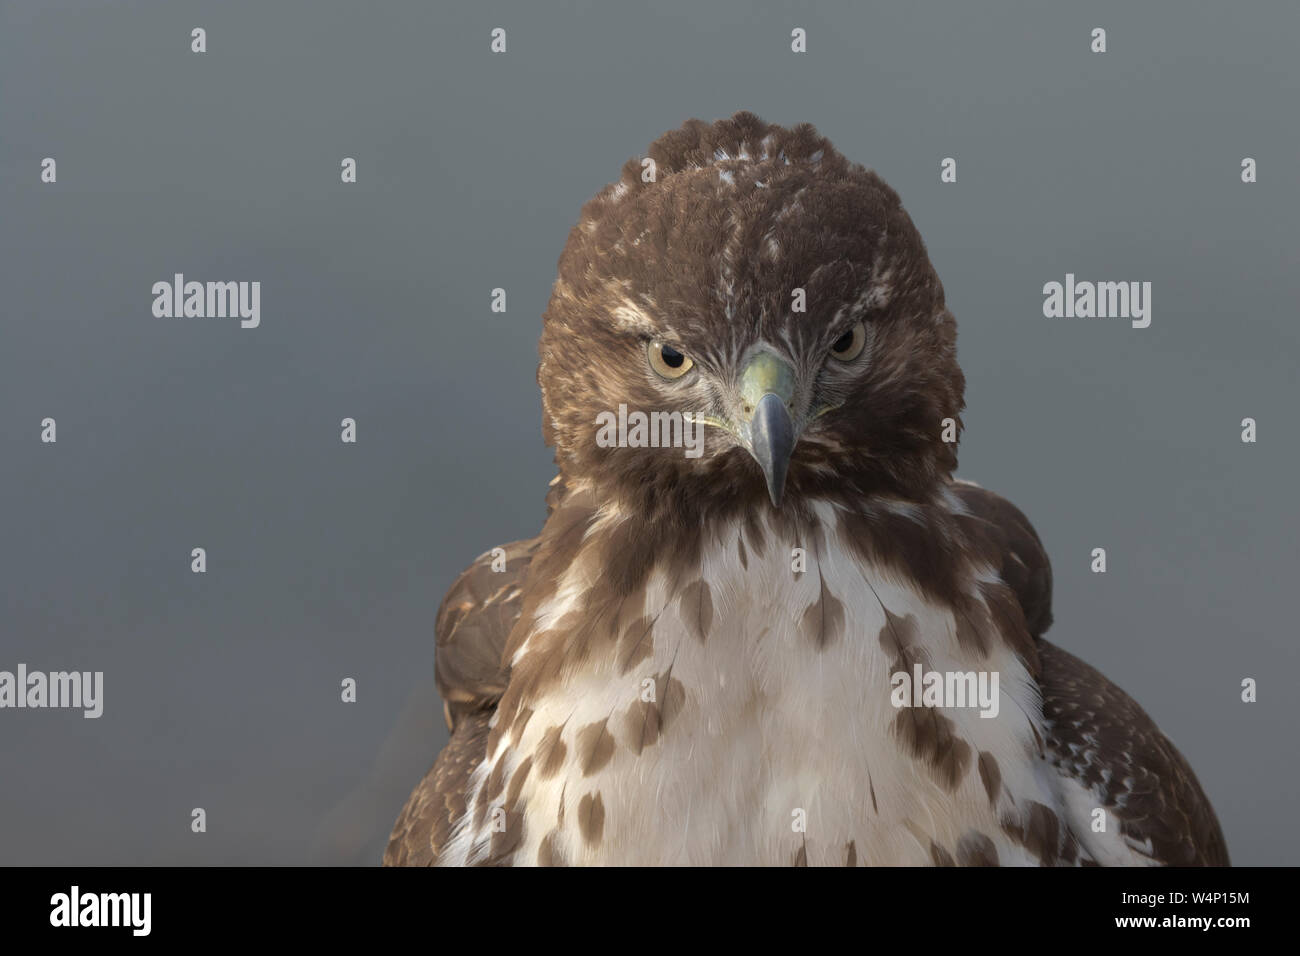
[
  {"xmin": 383, "ymin": 709, "xmax": 492, "ymax": 866},
  {"xmin": 1038, "ymin": 640, "xmax": 1230, "ymax": 866},
  {"xmin": 382, "ymin": 536, "xmax": 538, "ymax": 866},
  {"xmin": 952, "ymin": 480, "xmax": 1227, "ymax": 864},
  {"xmin": 949, "ymin": 479, "xmax": 1054, "ymax": 638},
  {"xmin": 433, "ymin": 537, "xmax": 539, "ymax": 733}
]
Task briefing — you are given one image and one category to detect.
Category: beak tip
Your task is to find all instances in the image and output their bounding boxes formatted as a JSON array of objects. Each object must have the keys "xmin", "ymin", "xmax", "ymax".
[{"xmin": 749, "ymin": 391, "xmax": 795, "ymax": 510}]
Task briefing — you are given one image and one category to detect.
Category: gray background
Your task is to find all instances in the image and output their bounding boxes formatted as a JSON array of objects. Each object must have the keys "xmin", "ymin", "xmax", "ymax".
[{"xmin": 1, "ymin": 0, "xmax": 1296, "ymax": 865}]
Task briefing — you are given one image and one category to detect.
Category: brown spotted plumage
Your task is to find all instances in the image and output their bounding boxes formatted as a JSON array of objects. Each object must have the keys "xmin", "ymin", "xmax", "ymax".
[
  {"xmin": 385, "ymin": 113, "xmax": 1227, "ymax": 866},
  {"xmin": 1039, "ymin": 641, "xmax": 1229, "ymax": 866}
]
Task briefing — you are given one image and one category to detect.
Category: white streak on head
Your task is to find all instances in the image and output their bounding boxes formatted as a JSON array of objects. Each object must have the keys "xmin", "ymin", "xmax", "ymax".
[{"xmin": 610, "ymin": 299, "xmax": 656, "ymax": 332}]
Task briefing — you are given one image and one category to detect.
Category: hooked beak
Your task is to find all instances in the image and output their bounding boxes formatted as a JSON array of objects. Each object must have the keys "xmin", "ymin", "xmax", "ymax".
[{"xmin": 739, "ymin": 352, "xmax": 798, "ymax": 507}]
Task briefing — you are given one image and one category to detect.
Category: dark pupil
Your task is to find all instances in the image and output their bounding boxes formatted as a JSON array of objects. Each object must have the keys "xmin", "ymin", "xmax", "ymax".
[
  {"xmin": 832, "ymin": 330, "xmax": 855, "ymax": 352},
  {"xmin": 660, "ymin": 345, "xmax": 685, "ymax": 368}
]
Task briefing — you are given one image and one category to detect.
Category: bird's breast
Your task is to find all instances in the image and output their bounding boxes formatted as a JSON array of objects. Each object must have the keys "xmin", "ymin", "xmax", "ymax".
[{"xmin": 442, "ymin": 504, "xmax": 1068, "ymax": 865}]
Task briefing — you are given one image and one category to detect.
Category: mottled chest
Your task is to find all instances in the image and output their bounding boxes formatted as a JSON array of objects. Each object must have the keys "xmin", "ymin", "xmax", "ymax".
[{"xmin": 443, "ymin": 507, "xmax": 1072, "ymax": 866}]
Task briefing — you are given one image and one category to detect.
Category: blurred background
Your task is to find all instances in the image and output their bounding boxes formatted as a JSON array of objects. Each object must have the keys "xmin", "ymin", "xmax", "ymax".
[{"xmin": 1, "ymin": 0, "xmax": 1296, "ymax": 864}]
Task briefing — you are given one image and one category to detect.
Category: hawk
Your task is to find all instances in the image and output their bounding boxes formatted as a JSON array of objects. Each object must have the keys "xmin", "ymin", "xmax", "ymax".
[{"xmin": 385, "ymin": 113, "xmax": 1228, "ymax": 867}]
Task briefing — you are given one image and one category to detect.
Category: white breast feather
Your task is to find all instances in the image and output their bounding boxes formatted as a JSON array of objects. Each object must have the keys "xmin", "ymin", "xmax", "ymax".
[{"xmin": 442, "ymin": 501, "xmax": 1071, "ymax": 866}]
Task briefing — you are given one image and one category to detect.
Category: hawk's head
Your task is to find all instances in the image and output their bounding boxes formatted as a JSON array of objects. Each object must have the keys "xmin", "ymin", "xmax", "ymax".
[{"xmin": 539, "ymin": 112, "xmax": 964, "ymax": 518}]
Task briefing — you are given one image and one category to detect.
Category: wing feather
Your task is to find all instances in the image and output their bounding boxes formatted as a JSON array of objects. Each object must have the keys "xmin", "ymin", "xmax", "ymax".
[
  {"xmin": 956, "ymin": 480, "xmax": 1228, "ymax": 865},
  {"xmin": 382, "ymin": 536, "xmax": 537, "ymax": 865},
  {"xmin": 949, "ymin": 479, "xmax": 1054, "ymax": 638},
  {"xmin": 1038, "ymin": 640, "xmax": 1230, "ymax": 866}
]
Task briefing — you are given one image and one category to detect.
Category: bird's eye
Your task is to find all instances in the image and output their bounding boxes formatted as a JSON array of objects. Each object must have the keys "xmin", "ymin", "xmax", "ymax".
[
  {"xmin": 648, "ymin": 341, "xmax": 694, "ymax": 379},
  {"xmin": 829, "ymin": 321, "xmax": 867, "ymax": 361}
]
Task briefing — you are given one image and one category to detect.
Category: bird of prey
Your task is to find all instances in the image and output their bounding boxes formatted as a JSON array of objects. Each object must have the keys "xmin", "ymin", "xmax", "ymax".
[{"xmin": 385, "ymin": 112, "xmax": 1228, "ymax": 867}]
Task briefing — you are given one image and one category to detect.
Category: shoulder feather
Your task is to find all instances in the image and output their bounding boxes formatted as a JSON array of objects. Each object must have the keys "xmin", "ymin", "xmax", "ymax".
[{"xmin": 383, "ymin": 534, "xmax": 539, "ymax": 866}]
